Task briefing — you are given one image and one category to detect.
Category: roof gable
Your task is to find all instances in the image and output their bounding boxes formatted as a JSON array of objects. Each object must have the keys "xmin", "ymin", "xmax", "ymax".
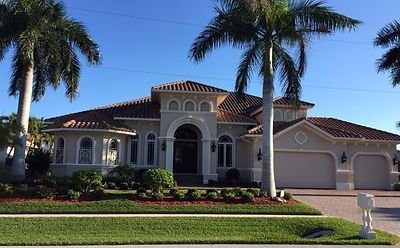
[{"xmin": 151, "ymin": 80, "xmax": 228, "ymax": 93}]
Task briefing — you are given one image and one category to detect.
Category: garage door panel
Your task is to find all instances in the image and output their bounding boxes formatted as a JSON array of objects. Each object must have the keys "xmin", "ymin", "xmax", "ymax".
[
  {"xmin": 354, "ymin": 155, "xmax": 389, "ymax": 190},
  {"xmin": 275, "ymin": 152, "xmax": 336, "ymax": 189}
]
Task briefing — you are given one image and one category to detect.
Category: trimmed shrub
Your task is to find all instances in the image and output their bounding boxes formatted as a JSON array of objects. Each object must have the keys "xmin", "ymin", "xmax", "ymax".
[
  {"xmin": 134, "ymin": 169, "xmax": 149, "ymax": 183},
  {"xmin": 233, "ymin": 187, "xmax": 244, "ymax": 196},
  {"xmin": 130, "ymin": 182, "xmax": 141, "ymax": 190},
  {"xmin": 394, "ymin": 183, "xmax": 400, "ymax": 191},
  {"xmin": 136, "ymin": 187, "xmax": 147, "ymax": 194},
  {"xmin": 173, "ymin": 191, "xmax": 185, "ymax": 201},
  {"xmin": 91, "ymin": 188, "xmax": 105, "ymax": 200},
  {"xmin": 56, "ymin": 177, "xmax": 73, "ymax": 188},
  {"xmin": 26, "ymin": 149, "xmax": 51, "ymax": 176},
  {"xmin": 108, "ymin": 165, "xmax": 135, "ymax": 183},
  {"xmin": 0, "ymin": 183, "xmax": 14, "ymax": 197},
  {"xmin": 67, "ymin": 190, "xmax": 81, "ymax": 201},
  {"xmin": 143, "ymin": 168, "xmax": 174, "ymax": 193},
  {"xmin": 206, "ymin": 188, "xmax": 219, "ymax": 194},
  {"xmin": 186, "ymin": 189, "xmax": 201, "ymax": 201},
  {"xmin": 223, "ymin": 192, "xmax": 236, "ymax": 203},
  {"xmin": 15, "ymin": 184, "xmax": 29, "ymax": 194},
  {"xmin": 221, "ymin": 188, "xmax": 234, "ymax": 195},
  {"xmin": 283, "ymin": 192, "xmax": 293, "ymax": 201},
  {"xmin": 72, "ymin": 170, "xmax": 103, "ymax": 193},
  {"xmin": 169, "ymin": 187, "xmax": 179, "ymax": 195},
  {"xmin": 206, "ymin": 191, "xmax": 219, "ymax": 201},
  {"xmin": 106, "ymin": 182, "xmax": 117, "ymax": 190},
  {"xmin": 43, "ymin": 176, "xmax": 57, "ymax": 188},
  {"xmin": 39, "ymin": 187, "xmax": 55, "ymax": 199},
  {"xmin": 246, "ymin": 188, "xmax": 261, "ymax": 197},
  {"xmin": 151, "ymin": 191, "xmax": 165, "ymax": 201},
  {"xmin": 226, "ymin": 169, "xmax": 240, "ymax": 184},
  {"xmin": 241, "ymin": 192, "xmax": 255, "ymax": 203},
  {"xmin": 137, "ymin": 192, "xmax": 148, "ymax": 200},
  {"xmin": 119, "ymin": 182, "xmax": 129, "ymax": 190}
]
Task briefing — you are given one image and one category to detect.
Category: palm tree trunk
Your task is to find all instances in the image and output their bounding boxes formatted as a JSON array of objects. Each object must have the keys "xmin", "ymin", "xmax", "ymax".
[
  {"xmin": 260, "ymin": 43, "xmax": 277, "ymax": 197},
  {"xmin": 11, "ymin": 66, "xmax": 34, "ymax": 182}
]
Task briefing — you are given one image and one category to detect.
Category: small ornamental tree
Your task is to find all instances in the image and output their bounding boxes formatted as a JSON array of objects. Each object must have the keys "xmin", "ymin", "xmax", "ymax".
[
  {"xmin": 142, "ymin": 168, "xmax": 174, "ymax": 193},
  {"xmin": 72, "ymin": 170, "xmax": 103, "ymax": 193}
]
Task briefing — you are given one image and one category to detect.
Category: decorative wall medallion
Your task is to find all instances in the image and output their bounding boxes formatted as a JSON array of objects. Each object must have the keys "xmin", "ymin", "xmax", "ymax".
[{"xmin": 294, "ymin": 131, "xmax": 307, "ymax": 145}]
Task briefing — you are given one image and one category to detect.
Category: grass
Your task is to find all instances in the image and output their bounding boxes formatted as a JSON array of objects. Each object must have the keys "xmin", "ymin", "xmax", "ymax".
[
  {"xmin": 0, "ymin": 217, "xmax": 397, "ymax": 245},
  {"xmin": 0, "ymin": 199, "xmax": 321, "ymax": 215}
]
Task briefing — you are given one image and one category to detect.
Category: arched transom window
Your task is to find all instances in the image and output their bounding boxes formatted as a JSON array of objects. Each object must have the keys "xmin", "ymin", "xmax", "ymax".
[
  {"xmin": 184, "ymin": 101, "xmax": 195, "ymax": 111},
  {"xmin": 146, "ymin": 133, "xmax": 156, "ymax": 165},
  {"xmin": 200, "ymin": 102, "xmax": 210, "ymax": 112},
  {"xmin": 55, "ymin": 137, "xmax": 64, "ymax": 164},
  {"xmin": 168, "ymin": 100, "xmax": 179, "ymax": 111},
  {"xmin": 107, "ymin": 139, "xmax": 119, "ymax": 165},
  {"xmin": 79, "ymin": 137, "xmax": 93, "ymax": 164},
  {"xmin": 218, "ymin": 135, "xmax": 233, "ymax": 168}
]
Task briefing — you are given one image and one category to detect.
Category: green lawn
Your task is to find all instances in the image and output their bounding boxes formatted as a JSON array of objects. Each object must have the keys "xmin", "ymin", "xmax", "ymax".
[
  {"xmin": 0, "ymin": 217, "xmax": 397, "ymax": 245},
  {"xmin": 0, "ymin": 199, "xmax": 321, "ymax": 215}
]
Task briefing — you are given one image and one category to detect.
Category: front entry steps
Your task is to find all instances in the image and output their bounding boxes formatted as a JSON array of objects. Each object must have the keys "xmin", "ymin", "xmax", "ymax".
[{"xmin": 174, "ymin": 174, "xmax": 204, "ymax": 186}]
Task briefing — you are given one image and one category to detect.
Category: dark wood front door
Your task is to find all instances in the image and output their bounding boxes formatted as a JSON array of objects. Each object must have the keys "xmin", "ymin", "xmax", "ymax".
[{"xmin": 173, "ymin": 141, "xmax": 198, "ymax": 174}]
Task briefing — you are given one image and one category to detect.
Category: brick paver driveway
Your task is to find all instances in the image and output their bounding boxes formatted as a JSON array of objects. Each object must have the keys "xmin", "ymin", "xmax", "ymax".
[{"xmin": 289, "ymin": 189, "xmax": 400, "ymax": 236}]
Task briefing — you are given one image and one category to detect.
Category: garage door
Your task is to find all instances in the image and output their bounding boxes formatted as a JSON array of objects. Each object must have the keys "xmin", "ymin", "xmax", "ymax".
[
  {"xmin": 275, "ymin": 152, "xmax": 336, "ymax": 189},
  {"xmin": 353, "ymin": 155, "xmax": 389, "ymax": 190}
]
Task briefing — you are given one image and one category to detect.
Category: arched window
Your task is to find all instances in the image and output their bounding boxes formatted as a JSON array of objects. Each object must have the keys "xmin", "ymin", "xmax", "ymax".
[
  {"xmin": 107, "ymin": 139, "xmax": 119, "ymax": 165},
  {"xmin": 146, "ymin": 133, "xmax": 156, "ymax": 165},
  {"xmin": 184, "ymin": 101, "xmax": 195, "ymax": 111},
  {"xmin": 200, "ymin": 102, "xmax": 210, "ymax": 112},
  {"xmin": 218, "ymin": 135, "xmax": 233, "ymax": 168},
  {"xmin": 78, "ymin": 137, "xmax": 93, "ymax": 164},
  {"xmin": 168, "ymin": 100, "xmax": 179, "ymax": 111},
  {"xmin": 55, "ymin": 137, "xmax": 64, "ymax": 164},
  {"xmin": 130, "ymin": 134, "xmax": 139, "ymax": 165}
]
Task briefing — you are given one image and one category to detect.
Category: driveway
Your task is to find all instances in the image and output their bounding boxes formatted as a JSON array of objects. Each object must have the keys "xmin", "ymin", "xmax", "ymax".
[{"xmin": 289, "ymin": 189, "xmax": 400, "ymax": 236}]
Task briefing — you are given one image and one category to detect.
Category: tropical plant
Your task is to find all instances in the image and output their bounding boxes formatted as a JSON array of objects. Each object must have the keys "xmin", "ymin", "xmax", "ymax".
[
  {"xmin": 142, "ymin": 168, "xmax": 174, "ymax": 193},
  {"xmin": 0, "ymin": 0, "xmax": 101, "ymax": 181},
  {"xmin": 189, "ymin": 0, "xmax": 360, "ymax": 196},
  {"xmin": 72, "ymin": 170, "xmax": 103, "ymax": 193},
  {"xmin": 108, "ymin": 165, "xmax": 135, "ymax": 183},
  {"xmin": 374, "ymin": 20, "xmax": 400, "ymax": 86},
  {"xmin": 25, "ymin": 149, "xmax": 51, "ymax": 176}
]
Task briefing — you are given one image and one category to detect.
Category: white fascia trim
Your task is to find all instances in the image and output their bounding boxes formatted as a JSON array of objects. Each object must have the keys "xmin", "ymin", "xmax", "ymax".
[
  {"xmin": 43, "ymin": 128, "xmax": 136, "ymax": 136},
  {"xmin": 250, "ymin": 105, "xmax": 313, "ymax": 116},
  {"xmin": 152, "ymin": 90, "xmax": 230, "ymax": 96},
  {"xmin": 160, "ymin": 110, "xmax": 217, "ymax": 114},
  {"xmin": 114, "ymin": 117, "xmax": 160, "ymax": 121},
  {"xmin": 217, "ymin": 121, "xmax": 258, "ymax": 126}
]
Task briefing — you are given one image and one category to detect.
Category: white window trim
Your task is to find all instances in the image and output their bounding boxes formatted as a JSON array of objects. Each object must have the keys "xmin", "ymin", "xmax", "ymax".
[
  {"xmin": 127, "ymin": 133, "xmax": 141, "ymax": 166},
  {"xmin": 106, "ymin": 138, "xmax": 121, "ymax": 166},
  {"xmin": 54, "ymin": 136, "xmax": 66, "ymax": 164},
  {"xmin": 199, "ymin": 100, "xmax": 212, "ymax": 112},
  {"xmin": 144, "ymin": 131, "xmax": 158, "ymax": 166},
  {"xmin": 183, "ymin": 99, "xmax": 197, "ymax": 112},
  {"xmin": 76, "ymin": 136, "xmax": 96, "ymax": 164},
  {"xmin": 217, "ymin": 133, "xmax": 235, "ymax": 168},
  {"xmin": 167, "ymin": 99, "xmax": 181, "ymax": 111}
]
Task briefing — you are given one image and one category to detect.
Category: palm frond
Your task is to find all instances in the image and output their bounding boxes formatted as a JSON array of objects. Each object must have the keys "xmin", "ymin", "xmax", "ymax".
[
  {"xmin": 374, "ymin": 20, "xmax": 400, "ymax": 47},
  {"xmin": 8, "ymin": 47, "xmax": 23, "ymax": 96},
  {"xmin": 235, "ymin": 42, "xmax": 262, "ymax": 95}
]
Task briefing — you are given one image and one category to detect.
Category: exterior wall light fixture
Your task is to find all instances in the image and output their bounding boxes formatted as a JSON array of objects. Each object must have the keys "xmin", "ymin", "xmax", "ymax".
[
  {"xmin": 341, "ymin": 151, "xmax": 347, "ymax": 164},
  {"xmin": 211, "ymin": 141, "xmax": 216, "ymax": 152},
  {"xmin": 257, "ymin": 149, "xmax": 262, "ymax": 161},
  {"xmin": 161, "ymin": 142, "xmax": 166, "ymax": 151}
]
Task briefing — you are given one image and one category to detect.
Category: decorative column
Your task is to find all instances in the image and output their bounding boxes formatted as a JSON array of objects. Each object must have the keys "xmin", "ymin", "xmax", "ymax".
[
  {"xmin": 201, "ymin": 138, "xmax": 214, "ymax": 184},
  {"xmin": 164, "ymin": 137, "xmax": 175, "ymax": 172}
]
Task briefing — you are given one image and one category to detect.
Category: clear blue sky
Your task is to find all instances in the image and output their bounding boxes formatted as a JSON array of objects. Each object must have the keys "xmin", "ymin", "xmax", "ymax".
[{"xmin": 1, "ymin": 0, "xmax": 400, "ymax": 134}]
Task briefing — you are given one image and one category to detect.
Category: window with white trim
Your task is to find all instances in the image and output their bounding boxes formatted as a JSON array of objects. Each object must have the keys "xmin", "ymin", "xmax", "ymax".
[
  {"xmin": 130, "ymin": 134, "xmax": 139, "ymax": 165},
  {"xmin": 146, "ymin": 133, "xmax": 156, "ymax": 165},
  {"xmin": 79, "ymin": 137, "xmax": 93, "ymax": 164},
  {"xmin": 55, "ymin": 137, "xmax": 64, "ymax": 164},
  {"xmin": 168, "ymin": 100, "xmax": 179, "ymax": 111},
  {"xmin": 200, "ymin": 102, "xmax": 210, "ymax": 112},
  {"xmin": 107, "ymin": 139, "xmax": 119, "ymax": 165},
  {"xmin": 184, "ymin": 101, "xmax": 195, "ymax": 111},
  {"xmin": 218, "ymin": 135, "xmax": 233, "ymax": 167}
]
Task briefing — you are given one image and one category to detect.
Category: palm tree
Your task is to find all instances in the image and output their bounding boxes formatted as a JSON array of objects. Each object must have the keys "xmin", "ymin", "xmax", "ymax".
[
  {"xmin": 374, "ymin": 20, "xmax": 400, "ymax": 86},
  {"xmin": 189, "ymin": 0, "xmax": 360, "ymax": 196},
  {"xmin": 0, "ymin": 0, "xmax": 101, "ymax": 181}
]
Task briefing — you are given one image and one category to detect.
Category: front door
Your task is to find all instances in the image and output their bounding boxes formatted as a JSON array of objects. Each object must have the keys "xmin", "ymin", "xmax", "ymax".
[{"xmin": 173, "ymin": 141, "xmax": 198, "ymax": 173}]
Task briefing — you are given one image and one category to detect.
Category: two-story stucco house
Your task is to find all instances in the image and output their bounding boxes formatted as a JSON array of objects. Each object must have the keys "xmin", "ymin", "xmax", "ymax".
[{"xmin": 43, "ymin": 80, "xmax": 400, "ymax": 190}]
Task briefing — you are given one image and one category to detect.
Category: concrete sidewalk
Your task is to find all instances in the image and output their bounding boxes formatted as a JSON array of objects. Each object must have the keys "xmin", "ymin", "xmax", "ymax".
[
  {"xmin": 0, "ymin": 213, "xmax": 327, "ymax": 218},
  {"xmin": 0, "ymin": 245, "xmax": 396, "ymax": 248}
]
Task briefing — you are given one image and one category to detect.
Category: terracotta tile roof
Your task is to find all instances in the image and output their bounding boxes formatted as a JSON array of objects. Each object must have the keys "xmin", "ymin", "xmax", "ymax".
[
  {"xmin": 273, "ymin": 97, "xmax": 315, "ymax": 107},
  {"xmin": 219, "ymin": 92, "xmax": 264, "ymax": 116},
  {"xmin": 152, "ymin": 80, "xmax": 228, "ymax": 93},
  {"xmin": 308, "ymin": 117, "xmax": 400, "ymax": 141},
  {"xmin": 243, "ymin": 117, "xmax": 400, "ymax": 141},
  {"xmin": 217, "ymin": 110, "xmax": 258, "ymax": 124}
]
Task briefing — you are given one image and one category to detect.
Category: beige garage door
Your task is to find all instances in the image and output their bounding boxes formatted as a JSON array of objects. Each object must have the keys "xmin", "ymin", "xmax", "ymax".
[
  {"xmin": 275, "ymin": 152, "xmax": 336, "ymax": 189},
  {"xmin": 353, "ymin": 155, "xmax": 389, "ymax": 190}
]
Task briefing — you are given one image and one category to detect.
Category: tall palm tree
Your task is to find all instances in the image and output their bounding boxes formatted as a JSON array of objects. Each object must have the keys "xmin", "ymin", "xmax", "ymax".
[
  {"xmin": 0, "ymin": 0, "xmax": 101, "ymax": 181},
  {"xmin": 374, "ymin": 20, "xmax": 400, "ymax": 86},
  {"xmin": 189, "ymin": 0, "xmax": 360, "ymax": 196}
]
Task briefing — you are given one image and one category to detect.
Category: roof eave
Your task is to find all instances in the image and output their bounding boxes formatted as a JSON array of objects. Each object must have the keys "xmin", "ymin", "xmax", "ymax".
[{"xmin": 42, "ymin": 128, "xmax": 136, "ymax": 136}]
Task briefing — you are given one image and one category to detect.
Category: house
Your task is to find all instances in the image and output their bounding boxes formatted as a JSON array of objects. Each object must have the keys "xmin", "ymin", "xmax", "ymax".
[{"xmin": 43, "ymin": 80, "xmax": 400, "ymax": 190}]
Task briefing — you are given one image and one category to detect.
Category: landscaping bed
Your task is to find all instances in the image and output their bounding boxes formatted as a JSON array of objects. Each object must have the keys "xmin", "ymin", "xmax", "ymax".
[{"xmin": 0, "ymin": 217, "xmax": 397, "ymax": 245}]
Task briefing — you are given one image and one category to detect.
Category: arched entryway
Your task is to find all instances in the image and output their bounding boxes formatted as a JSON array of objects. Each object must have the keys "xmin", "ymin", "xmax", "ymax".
[{"xmin": 173, "ymin": 125, "xmax": 202, "ymax": 174}]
